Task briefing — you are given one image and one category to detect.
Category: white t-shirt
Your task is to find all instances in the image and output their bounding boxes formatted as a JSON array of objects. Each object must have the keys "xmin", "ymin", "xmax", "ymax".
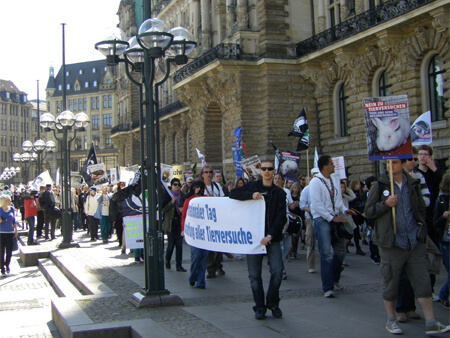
[{"xmin": 204, "ymin": 182, "xmax": 224, "ymax": 197}]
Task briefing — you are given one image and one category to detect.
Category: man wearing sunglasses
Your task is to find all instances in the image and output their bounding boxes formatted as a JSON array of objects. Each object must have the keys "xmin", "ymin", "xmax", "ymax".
[{"xmin": 229, "ymin": 160, "xmax": 287, "ymax": 320}]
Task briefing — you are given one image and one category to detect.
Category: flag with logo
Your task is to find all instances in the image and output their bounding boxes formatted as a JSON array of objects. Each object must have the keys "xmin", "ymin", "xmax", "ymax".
[
  {"xmin": 411, "ymin": 111, "xmax": 432, "ymax": 146},
  {"xmin": 288, "ymin": 107, "xmax": 309, "ymax": 151},
  {"xmin": 234, "ymin": 127, "xmax": 243, "ymax": 178},
  {"xmin": 80, "ymin": 142, "xmax": 98, "ymax": 186}
]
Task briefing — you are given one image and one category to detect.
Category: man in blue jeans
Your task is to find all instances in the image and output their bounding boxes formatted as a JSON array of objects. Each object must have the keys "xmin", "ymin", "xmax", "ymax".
[
  {"xmin": 310, "ymin": 155, "xmax": 355, "ymax": 298},
  {"xmin": 229, "ymin": 160, "xmax": 286, "ymax": 320}
]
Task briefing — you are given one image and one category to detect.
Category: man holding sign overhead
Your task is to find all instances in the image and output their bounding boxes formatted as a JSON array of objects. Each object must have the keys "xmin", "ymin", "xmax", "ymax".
[{"xmin": 365, "ymin": 159, "xmax": 449, "ymax": 336}]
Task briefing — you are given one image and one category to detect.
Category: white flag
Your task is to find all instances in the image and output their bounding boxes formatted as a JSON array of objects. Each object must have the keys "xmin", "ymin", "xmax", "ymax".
[
  {"xmin": 29, "ymin": 171, "xmax": 53, "ymax": 191},
  {"xmin": 411, "ymin": 111, "xmax": 432, "ymax": 146},
  {"xmin": 314, "ymin": 147, "xmax": 319, "ymax": 169},
  {"xmin": 196, "ymin": 148, "xmax": 208, "ymax": 168}
]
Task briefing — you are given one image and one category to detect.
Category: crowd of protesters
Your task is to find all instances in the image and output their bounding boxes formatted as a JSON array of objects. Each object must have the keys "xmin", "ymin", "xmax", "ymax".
[{"xmin": 0, "ymin": 144, "xmax": 449, "ymax": 335}]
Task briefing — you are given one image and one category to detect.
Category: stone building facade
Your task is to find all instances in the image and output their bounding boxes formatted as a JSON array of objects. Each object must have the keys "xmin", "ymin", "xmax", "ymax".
[
  {"xmin": 45, "ymin": 61, "xmax": 119, "ymax": 178},
  {"xmin": 112, "ymin": 0, "xmax": 449, "ymax": 181},
  {"xmin": 0, "ymin": 80, "xmax": 33, "ymax": 184}
]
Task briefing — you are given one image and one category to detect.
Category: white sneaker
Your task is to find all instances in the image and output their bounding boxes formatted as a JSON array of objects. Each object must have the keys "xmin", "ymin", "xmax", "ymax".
[
  {"xmin": 386, "ymin": 320, "xmax": 403, "ymax": 335},
  {"xmin": 432, "ymin": 293, "xmax": 441, "ymax": 302},
  {"xmin": 308, "ymin": 268, "xmax": 315, "ymax": 273},
  {"xmin": 334, "ymin": 283, "xmax": 344, "ymax": 291},
  {"xmin": 324, "ymin": 290, "xmax": 334, "ymax": 298},
  {"xmin": 426, "ymin": 321, "xmax": 450, "ymax": 336}
]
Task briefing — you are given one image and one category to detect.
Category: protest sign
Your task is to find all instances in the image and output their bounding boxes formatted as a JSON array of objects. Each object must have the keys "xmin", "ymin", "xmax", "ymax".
[
  {"xmin": 363, "ymin": 95, "xmax": 413, "ymax": 160},
  {"xmin": 123, "ymin": 214, "xmax": 144, "ymax": 249},
  {"xmin": 88, "ymin": 163, "xmax": 108, "ymax": 186},
  {"xmin": 332, "ymin": 156, "xmax": 346, "ymax": 180},
  {"xmin": 172, "ymin": 165, "xmax": 184, "ymax": 181},
  {"xmin": 184, "ymin": 197, "xmax": 267, "ymax": 255},
  {"xmin": 241, "ymin": 155, "xmax": 262, "ymax": 181},
  {"xmin": 411, "ymin": 111, "xmax": 432, "ymax": 146},
  {"xmin": 110, "ymin": 168, "xmax": 118, "ymax": 184},
  {"xmin": 277, "ymin": 150, "xmax": 301, "ymax": 182}
]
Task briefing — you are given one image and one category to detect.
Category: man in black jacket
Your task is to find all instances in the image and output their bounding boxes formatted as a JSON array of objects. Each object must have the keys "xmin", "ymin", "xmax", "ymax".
[{"xmin": 229, "ymin": 160, "xmax": 286, "ymax": 320}]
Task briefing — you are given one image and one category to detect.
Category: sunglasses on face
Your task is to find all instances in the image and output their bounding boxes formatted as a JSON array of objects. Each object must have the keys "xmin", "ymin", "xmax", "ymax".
[
  {"xmin": 203, "ymin": 171, "xmax": 213, "ymax": 174},
  {"xmin": 261, "ymin": 167, "xmax": 274, "ymax": 171},
  {"xmin": 407, "ymin": 158, "xmax": 418, "ymax": 162},
  {"xmin": 172, "ymin": 183, "xmax": 180, "ymax": 186}
]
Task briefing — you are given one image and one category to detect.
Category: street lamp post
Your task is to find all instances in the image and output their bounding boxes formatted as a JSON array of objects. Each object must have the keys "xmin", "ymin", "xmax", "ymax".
[
  {"xmin": 39, "ymin": 111, "xmax": 89, "ymax": 248},
  {"xmin": 22, "ymin": 140, "xmax": 56, "ymax": 176},
  {"xmin": 95, "ymin": 18, "xmax": 196, "ymax": 307},
  {"xmin": 13, "ymin": 152, "xmax": 35, "ymax": 184}
]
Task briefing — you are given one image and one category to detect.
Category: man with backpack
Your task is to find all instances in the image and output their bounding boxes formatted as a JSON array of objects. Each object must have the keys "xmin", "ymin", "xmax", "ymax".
[{"xmin": 365, "ymin": 159, "xmax": 449, "ymax": 336}]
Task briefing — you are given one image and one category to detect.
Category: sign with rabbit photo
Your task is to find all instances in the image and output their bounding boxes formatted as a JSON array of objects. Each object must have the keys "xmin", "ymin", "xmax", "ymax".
[{"xmin": 363, "ymin": 95, "xmax": 413, "ymax": 161}]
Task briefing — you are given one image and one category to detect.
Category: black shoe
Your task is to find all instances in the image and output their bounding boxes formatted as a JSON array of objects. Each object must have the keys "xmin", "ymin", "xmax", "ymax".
[
  {"xmin": 165, "ymin": 260, "xmax": 171, "ymax": 269},
  {"xmin": 254, "ymin": 309, "xmax": 266, "ymax": 320},
  {"xmin": 362, "ymin": 239, "xmax": 369, "ymax": 245},
  {"xmin": 189, "ymin": 281, "xmax": 195, "ymax": 286},
  {"xmin": 176, "ymin": 266, "xmax": 187, "ymax": 272},
  {"xmin": 217, "ymin": 269, "xmax": 225, "ymax": 276},
  {"xmin": 5, "ymin": 266, "xmax": 10, "ymax": 274},
  {"xmin": 356, "ymin": 248, "xmax": 366, "ymax": 256},
  {"xmin": 270, "ymin": 306, "xmax": 283, "ymax": 318},
  {"xmin": 206, "ymin": 273, "xmax": 216, "ymax": 279}
]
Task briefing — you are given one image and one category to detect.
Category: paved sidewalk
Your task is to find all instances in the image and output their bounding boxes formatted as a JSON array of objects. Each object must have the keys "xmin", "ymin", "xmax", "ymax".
[{"xmin": 1, "ymin": 228, "xmax": 449, "ymax": 337}]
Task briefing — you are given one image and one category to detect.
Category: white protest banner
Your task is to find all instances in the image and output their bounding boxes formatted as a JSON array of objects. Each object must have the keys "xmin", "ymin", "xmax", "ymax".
[
  {"xmin": 411, "ymin": 111, "xmax": 432, "ymax": 146},
  {"xmin": 123, "ymin": 214, "xmax": 144, "ymax": 249},
  {"xmin": 184, "ymin": 197, "xmax": 267, "ymax": 255},
  {"xmin": 332, "ymin": 156, "xmax": 346, "ymax": 180}
]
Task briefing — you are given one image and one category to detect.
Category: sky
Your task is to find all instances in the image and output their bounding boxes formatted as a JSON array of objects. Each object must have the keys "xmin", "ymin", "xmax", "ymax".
[{"xmin": 0, "ymin": 0, "xmax": 122, "ymax": 101}]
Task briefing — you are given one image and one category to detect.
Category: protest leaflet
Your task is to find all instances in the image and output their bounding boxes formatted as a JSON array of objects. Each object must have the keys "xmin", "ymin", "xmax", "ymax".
[
  {"xmin": 332, "ymin": 156, "xmax": 346, "ymax": 180},
  {"xmin": 363, "ymin": 95, "xmax": 413, "ymax": 160},
  {"xmin": 123, "ymin": 215, "xmax": 144, "ymax": 249},
  {"xmin": 241, "ymin": 155, "xmax": 262, "ymax": 180},
  {"xmin": 184, "ymin": 197, "xmax": 267, "ymax": 254}
]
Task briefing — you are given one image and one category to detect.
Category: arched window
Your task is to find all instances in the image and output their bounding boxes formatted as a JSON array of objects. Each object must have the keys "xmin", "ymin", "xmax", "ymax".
[
  {"xmin": 428, "ymin": 54, "xmax": 446, "ymax": 121},
  {"xmin": 378, "ymin": 70, "xmax": 392, "ymax": 97},
  {"xmin": 338, "ymin": 84, "xmax": 349, "ymax": 137}
]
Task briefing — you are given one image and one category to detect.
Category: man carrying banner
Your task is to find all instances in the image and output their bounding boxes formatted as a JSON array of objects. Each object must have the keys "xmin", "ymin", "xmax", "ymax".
[
  {"xmin": 310, "ymin": 155, "xmax": 355, "ymax": 298},
  {"xmin": 364, "ymin": 159, "xmax": 450, "ymax": 336},
  {"xmin": 229, "ymin": 160, "xmax": 286, "ymax": 320}
]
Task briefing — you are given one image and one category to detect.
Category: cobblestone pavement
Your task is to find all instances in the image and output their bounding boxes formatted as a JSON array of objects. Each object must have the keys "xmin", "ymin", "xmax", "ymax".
[{"xmin": 1, "ymin": 226, "xmax": 448, "ymax": 337}]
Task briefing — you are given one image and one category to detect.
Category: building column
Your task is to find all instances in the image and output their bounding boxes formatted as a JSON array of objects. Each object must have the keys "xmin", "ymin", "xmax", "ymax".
[
  {"xmin": 237, "ymin": 0, "xmax": 249, "ymax": 30},
  {"xmin": 201, "ymin": 0, "xmax": 211, "ymax": 49},
  {"xmin": 226, "ymin": 0, "xmax": 236, "ymax": 37},
  {"xmin": 192, "ymin": 0, "xmax": 201, "ymax": 43}
]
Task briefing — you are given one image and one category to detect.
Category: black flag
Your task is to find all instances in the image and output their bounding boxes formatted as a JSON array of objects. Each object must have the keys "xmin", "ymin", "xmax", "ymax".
[
  {"xmin": 288, "ymin": 107, "xmax": 310, "ymax": 151},
  {"xmin": 80, "ymin": 142, "xmax": 98, "ymax": 186}
]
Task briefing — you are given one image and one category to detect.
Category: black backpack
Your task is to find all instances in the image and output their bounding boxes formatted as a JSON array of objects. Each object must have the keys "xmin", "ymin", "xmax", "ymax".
[{"xmin": 39, "ymin": 190, "xmax": 51, "ymax": 210}]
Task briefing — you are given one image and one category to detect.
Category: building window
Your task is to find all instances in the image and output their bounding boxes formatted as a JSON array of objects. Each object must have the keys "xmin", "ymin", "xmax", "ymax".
[
  {"xmin": 92, "ymin": 68, "xmax": 96, "ymax": 73},
  {"xmin": 105, "ymin": 134, "xmax": 112, "ymax": 148},
  {"xmin": 83, "ymin": 98, "xmax": 87, "ymax": 110},
  {"xmin": 79, "ymin": 69, "xmax": 83, "ymax": 75},
  {"xmin": 92, "ymin": 115, "xmax": 100, "ymax": 130},
  {"xmin": 84, "ymin": 82, "xmax": 89, "ymax": 88},
  {"xmin": 93, "ymin": 81, "xmax": 97, "ymax": 87},
  {"xmin": 66, "ymin": 71, "xmax": 69, "ymax": 76},
  {"xmin": 68, "ymin": 99, "xmax": 73, "ymax": 111},
  {"xmin": 338, "ymin": 84, "xmax": 349, "ymax": 137},
  {"xmin": 428, "ymin": 54, "xmax": 446, "ymax": 121},
  {"xmin": 58, "ymin": 85, "xmax": 62, "ymax": 90},
  {"xmin": 75, "ymin": 137, "xmax": 82, "ymax": 150},
  {"xmin": 108, "ymin": 95, "xmax": 112, "ymax": 108},
  {"xmin": 66, "ymin": 84, "xmax": 70, "ymax": 90},
  {"xmin": 104, "ymin": 67, "xmax": 107, "ymax": 72},
  {"xmin": 103, "ymin": 95, "xmax": 107, "ymax": 108},
  {"xmin": 328, "ymin": 0, "xmax": 341, "ymax": 28},
  {"xmin": 378, "ymin": 71, "xmax": 392, "ymax": 97},
  {"xmin": 75, "ymin": 84, "xmax": 80, "ymax": 91},
  {"xmin": 93, "ymin": 136, "xmax": 100, "ymax": 148},
  {"xmin": 103, "ymin": 114, "xmax": 112, "ymax": 129}
]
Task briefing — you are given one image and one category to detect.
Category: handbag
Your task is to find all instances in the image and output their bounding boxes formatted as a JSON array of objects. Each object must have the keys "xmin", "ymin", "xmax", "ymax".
[
  {"xmin": 12, "ymin": 237, "xmax": 18, "ymax": 251},
  {"xmin": 287, "ymin": 213, "xmax": 302, "ymax": 236},
  {"xmin": 48, "ymin": 206, "xmax": 61, "ymax": 218}
]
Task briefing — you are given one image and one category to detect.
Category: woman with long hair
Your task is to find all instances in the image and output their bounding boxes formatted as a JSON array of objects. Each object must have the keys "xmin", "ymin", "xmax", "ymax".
[
  {"xmin": 181, "ymin": 180, "xmax": 208, "ymax": 288},
  {"xmin": 0, "ymin": 194, "xmax": 18, "ymax": 276}
]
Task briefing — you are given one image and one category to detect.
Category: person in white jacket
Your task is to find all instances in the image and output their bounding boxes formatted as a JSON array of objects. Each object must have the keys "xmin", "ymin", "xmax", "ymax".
[{"xmin": 85, "ymin": 187, "xmax": 99, "ymax": 241}]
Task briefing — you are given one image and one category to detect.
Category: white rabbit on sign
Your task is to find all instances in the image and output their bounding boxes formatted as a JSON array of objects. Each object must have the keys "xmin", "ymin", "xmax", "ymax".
[{"xmin": 372, "ymin": 114, "xmax": 410, "ymax": 152}]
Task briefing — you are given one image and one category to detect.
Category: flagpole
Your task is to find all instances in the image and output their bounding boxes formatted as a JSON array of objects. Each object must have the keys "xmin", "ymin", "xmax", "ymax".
[{"xmin": 306, "ymin": 149, "xmax": 310, "ymax": 180}]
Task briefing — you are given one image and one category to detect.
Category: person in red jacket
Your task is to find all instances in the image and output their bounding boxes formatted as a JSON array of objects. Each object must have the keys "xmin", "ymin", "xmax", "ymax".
[
  {"xmin": 181, "ymin": 180, "xmax": 208, "ymax": 289},
  {"xmin": 24, "ymin": 190, "xmax": 38, "ymax": 245}
]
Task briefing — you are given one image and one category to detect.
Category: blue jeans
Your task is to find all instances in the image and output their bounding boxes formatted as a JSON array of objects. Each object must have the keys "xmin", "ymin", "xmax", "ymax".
[
  {"xmin": 314, "ymin": 217, "xmax": 346, "ymax": 293},
  {"xmin": 439, "ymin": 242, "xmax": 449, "ymax": 302},
  {"xmin": 247, "ymin": 241, "xmax": 284, "ymax": 311},
  {"xmin": 26, "ymin": 216, "xmax": 35, "ymax": 245},
  {"xmin": 281, "ymin": 233, "xmax": 292, "ymax": 262},
  {"xmin": 189, "ymin": 247, "xmax": 209, "ymax": 288}
]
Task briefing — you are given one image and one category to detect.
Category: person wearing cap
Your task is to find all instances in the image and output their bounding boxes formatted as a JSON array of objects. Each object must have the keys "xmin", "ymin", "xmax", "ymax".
[
  {"xmin": 162, "ymin": 178, "xmax": 186, "ymax": 272},
  {"xmin": 85, "ymin": 187, "xmax": 99, "ymax": 241},
  {"xmin": 300, "ymin": 167, "xmax": 320, "ymax": 273}
]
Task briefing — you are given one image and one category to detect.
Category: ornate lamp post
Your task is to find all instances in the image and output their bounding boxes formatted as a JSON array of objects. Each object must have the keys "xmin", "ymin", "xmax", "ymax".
[
  {"xmin": 13, "ymin": 152, "xmax": 34, "ymax": 184},
  {"xmin": 39, "ymin": 111, "xmax": 89, "ymax": 248},
  {"xmin": 95, "ymin": 17, "xmax": 196, "ymax": 307},
  {"xmin": 22, "ymin": 140, "xmax": 56, "ymax": 176}
]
